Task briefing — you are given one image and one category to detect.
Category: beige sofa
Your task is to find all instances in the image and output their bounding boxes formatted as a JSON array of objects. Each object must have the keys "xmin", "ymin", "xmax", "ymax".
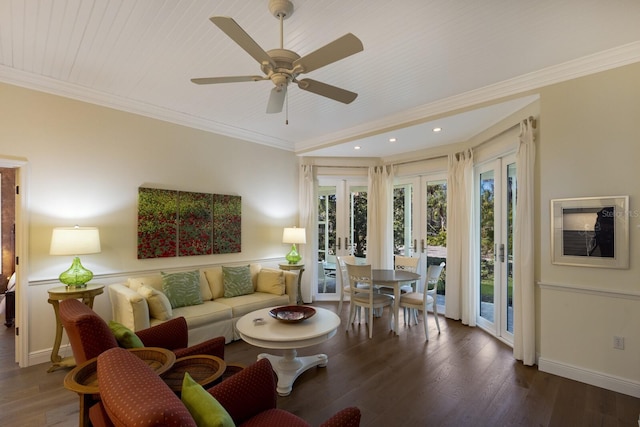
[{"xmin": 108, "ymin": 264, "xmax": 298, "ymax": 344}]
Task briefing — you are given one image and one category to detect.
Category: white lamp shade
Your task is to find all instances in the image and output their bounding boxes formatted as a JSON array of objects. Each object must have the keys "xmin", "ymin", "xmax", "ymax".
[
  {"xmin": 50, "ymin": 227, "xmax": 101, "ymax": 255},
  {"xmin": 282, "ymin": 227, "xmax": 306, "ymax": 244}
]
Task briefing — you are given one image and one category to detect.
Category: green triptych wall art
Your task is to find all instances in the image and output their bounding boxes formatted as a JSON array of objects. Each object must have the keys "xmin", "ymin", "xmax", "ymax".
[{"xmin": 137, "ymin": 187, "xmax": 241, "ymax": 259}]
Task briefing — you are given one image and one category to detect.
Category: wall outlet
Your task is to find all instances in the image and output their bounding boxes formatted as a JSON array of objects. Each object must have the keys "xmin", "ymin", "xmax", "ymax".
[{"xmin": 613, "ymin": 336, "xmax": 625, "ymax": 350}]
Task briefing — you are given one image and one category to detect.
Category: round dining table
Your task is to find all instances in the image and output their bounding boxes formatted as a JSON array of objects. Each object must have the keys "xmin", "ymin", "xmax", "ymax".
[{"xmin": 372, "ymin": 269, "xmax": 421, "ymax": 335}]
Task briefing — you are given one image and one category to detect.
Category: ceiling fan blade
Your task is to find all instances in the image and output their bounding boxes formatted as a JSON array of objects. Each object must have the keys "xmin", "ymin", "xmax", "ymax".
[
  {"xmin": 266, "ymin": 86, "xmax": 287, "ymax": 114},
  {"xmin": 210, "ymin": 16, "xmax": 275, "ymax": 68},
  {"xmin": 293, "ymin": 33, "xmax": 363, "ymax": 74},
  {"xmin": 297, "ymin": 78, "xmax": 358, "ymax": 104},
  {"xmin": 191, "ymin": 76, "xmax": 266, "ymax": 85}
]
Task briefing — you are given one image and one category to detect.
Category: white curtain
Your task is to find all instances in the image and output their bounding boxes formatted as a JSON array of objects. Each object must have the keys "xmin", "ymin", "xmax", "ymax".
[
  {"xmin": 513, "ymin": 117, "xmax": 536, "ymax": 365},
  {"xmin": 299, "ymin": 164, "xmax": 317, "ymax": 303},
  {"xmin": 366, "ymin": 165, "xmax": 394, "ymax": 269},
  {"xmin": 445, "ymin": 149, "xmax": 476, "ymax": 325}
]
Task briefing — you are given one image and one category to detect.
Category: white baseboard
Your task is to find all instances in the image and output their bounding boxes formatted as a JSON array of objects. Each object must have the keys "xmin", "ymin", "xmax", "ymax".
[
  {"xmin": 28, "ymin": 344, "xmax": 72, "ymax": 367},
  {"xmin": 538, "ymin": 357, "xmax": 640, "ymax": 398}
]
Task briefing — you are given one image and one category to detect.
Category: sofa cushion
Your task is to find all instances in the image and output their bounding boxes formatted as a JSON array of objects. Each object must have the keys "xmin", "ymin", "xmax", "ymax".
[
  {"xmin": 216, "ymin": 293, "xmax": 290, "ymax": 319},
  {"xmin": 198, "ymin": 270, "xmax": 214, "ymax": 301},
  {"xmin": 108, "ymin": 321, "xmax": 144, "ymax": 348},
  {"xmin": 138, "ymin": 284, "xmax": 173, "ymax": 320},
  {"xmin": 222, "ymin": 265, "xmax": 253, "ymax": 298},
  {"xmin": 256, "ymin": 268, "xmax": 285, "ymax": 295},
  {"xmin": 172, "ymin": 301, "xmax": 233, "ymax": 329},
  {"xmin": 162, "ymin": 270, "xmax": 203, "ymax": 309},
  {"xmin": 181, "ymin": 372, "xmax": 235, "ymax": 427},
  {"xmin": 203, "ymin": 267, "xmax": 224, "ymax": 299},
  {"xmin": 128, "ymin": 275, "xmax": 163, "ymax": 292}
]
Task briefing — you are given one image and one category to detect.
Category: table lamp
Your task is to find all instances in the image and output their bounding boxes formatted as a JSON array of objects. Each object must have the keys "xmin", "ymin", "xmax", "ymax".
[
  {"xmin": 50, "ymin": 226, "xmax": 101, "ymax": 287},
  {"xmin": 282, "ymin": 227, "xmax": 306, "ymax": 264}
]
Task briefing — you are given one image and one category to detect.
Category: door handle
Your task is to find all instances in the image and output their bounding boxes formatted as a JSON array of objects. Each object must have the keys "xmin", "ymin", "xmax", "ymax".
[
  {"xmin": 499, "ymin": 244, "xmax": 505, "ymax": 262},
  {"xmin": 337, "ymin": 237, "xmax": 341, "ymax": 250},
  {"xmin": 421, "ymin": 239, "xmax": 425, "ymax": 253}
]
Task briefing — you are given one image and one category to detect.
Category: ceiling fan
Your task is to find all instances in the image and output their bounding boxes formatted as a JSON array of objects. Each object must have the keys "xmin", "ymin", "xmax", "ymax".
[{"xmin": 191, "ymin": 0, "xmax": 364, "ymax": 114}]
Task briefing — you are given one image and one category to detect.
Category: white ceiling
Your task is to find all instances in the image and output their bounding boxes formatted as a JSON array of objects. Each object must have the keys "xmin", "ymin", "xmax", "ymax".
[{"xmin": 1, "ymin": 0, "xmax": 640, "ymax": 159}]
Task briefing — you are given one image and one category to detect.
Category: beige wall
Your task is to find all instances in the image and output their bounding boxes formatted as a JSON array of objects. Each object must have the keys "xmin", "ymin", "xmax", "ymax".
[
  {"xmin": 537, "ymin": 62, "xmax": 640, "ymax": 395},
  {"xmin": 0, "ymin": 83, "xmax": 299, "ymax": 363}
]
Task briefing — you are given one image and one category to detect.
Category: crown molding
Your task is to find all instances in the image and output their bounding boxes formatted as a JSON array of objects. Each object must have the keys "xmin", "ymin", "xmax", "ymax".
[
  {"xmin": 295, "ymin": 41, "xmax": 640, "ymax": 153},
  {"xmin": 1, "ymin": 41, "xmax": 639, "ymax": 154}
]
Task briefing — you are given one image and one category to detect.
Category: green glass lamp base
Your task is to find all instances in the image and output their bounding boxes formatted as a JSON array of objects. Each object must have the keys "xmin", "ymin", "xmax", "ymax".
[
  {"xmin": 59, "ymin": 256, "xmax": 93, "ymax": 287},
  {"xmin": 285, "ymin": 244, "xmax": 302, "ymax": 264}
]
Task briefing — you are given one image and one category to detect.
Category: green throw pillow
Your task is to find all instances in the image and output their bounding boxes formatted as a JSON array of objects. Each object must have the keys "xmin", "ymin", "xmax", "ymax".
[
  {"xmin": 108, "ymin": 321, "xmax": 144, "ymax": 348},
  {"xmin": 222, "ymin": 265, "xmax": 253, "ymax": 298},
  {"xmin": 161, "ymin": 270, "xmax": 203, "ymax": 309},
  {"xmin": 182, "ymin": 372, "xmax": 235, "ymax": 427}
]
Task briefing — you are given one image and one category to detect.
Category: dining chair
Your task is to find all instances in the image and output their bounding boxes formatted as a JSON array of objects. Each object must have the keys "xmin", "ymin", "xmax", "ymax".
[
  {"xmin": 336, "ymin": 255, "xmax": 356, "ymax": 314},
  {"xmin": 378, "ymin": 255, "xmax": 420, "ymax": 296},
  {"xmin": 346, "ymin": 263, "xmax": 394, "ymax": 339},
  {"xmin": 399, "ymin": 262, "xmax": 445, "ymax": 340}
]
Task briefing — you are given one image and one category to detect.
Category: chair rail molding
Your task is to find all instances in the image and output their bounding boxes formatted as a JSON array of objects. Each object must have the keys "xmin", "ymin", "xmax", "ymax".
[{"xmin": 537, "ymin": 281, "xmax": 640, "ymax": 300}]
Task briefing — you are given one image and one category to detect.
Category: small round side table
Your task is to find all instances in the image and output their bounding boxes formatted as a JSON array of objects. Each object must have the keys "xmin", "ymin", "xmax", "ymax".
[
  {"xmin": 47, "ymin": 283, "xmax": 104, "ymax": 373},
  {"xmin": 278, "ymin": 262, "xmax": 305, "ymax": 305}
]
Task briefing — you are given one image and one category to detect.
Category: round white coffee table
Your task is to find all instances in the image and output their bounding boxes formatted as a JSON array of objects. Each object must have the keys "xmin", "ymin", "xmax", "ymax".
[{"xmin": 236, "ymin": 306, "xmax": 341, "ymax": 396}]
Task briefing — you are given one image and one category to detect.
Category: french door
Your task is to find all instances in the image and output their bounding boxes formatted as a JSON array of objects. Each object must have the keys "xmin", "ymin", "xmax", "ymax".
[
  {"xmin": 317, "ymin": 179, "xmax": 367, "ymax": 296},
  {"xmin": 476, "ymin": 155, "xmax": 515, "ymax": 343},
  {"xmin": 393, "ymin": 176, "xmax": 447, "ymax": 306}
]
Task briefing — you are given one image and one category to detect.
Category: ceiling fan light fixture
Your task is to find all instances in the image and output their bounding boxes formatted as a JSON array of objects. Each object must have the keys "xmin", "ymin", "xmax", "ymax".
[{"xmin": 271, "ymin": 73, "xmax": 290, "ymax": 89}]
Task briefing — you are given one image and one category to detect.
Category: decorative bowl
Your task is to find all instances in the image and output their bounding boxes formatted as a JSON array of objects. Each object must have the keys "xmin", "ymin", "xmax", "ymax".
[{"xmin": 269, "ymin": 305, "xmax": 316, "ymax": 323}]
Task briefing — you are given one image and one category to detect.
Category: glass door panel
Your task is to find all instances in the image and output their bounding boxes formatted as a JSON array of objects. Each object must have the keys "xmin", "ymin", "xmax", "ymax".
[
  {"xmin": 318, "ymin": 187, "xmax": 336, "ymax": 263},
  {"xmin": 425, "ymin": 179, "xmax": 447, "ymax": 305},
  {"xmin": 476, "ymin": 156, "xmax": 515, "ymax": 343},
  {"xmin": 505, "ymin": 163, "xmax": 516, "ymax": 335},
  {"xmin": 317, "ymin": 186, "xmax": 337, "ymax": 295},
  {"xmin": 393, "ymin": 183, "xmax": 413, "ymax": 256},
  {"xmin": 349, "ymin": 185, "xmax": 368, "ymax": 260},
  {"xmin": 479, "ymin": 170, "xmax": 496, "ymax": 324}
]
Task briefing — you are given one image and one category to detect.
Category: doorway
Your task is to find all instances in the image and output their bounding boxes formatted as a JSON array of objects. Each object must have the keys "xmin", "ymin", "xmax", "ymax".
[
  {"xmin": 316, "ymin": 179, "xmax": 368, "ymax": 297},
  {"xmin": 0, "ymin": 167, "xmax": 16, "ymax": 362}
]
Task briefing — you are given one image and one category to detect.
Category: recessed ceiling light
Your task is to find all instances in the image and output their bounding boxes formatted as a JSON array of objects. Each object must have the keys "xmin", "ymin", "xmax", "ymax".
[
  {"xmin": 389, "ymin": 137, "xmax": 397, "ymax": 143},
  {"xmin": 432, "ymin": 127, "xmax": 442, "ymax": 133},
  {"xmin": 354, "ymin": 146, "xmax": 361, "ymax": 150}
]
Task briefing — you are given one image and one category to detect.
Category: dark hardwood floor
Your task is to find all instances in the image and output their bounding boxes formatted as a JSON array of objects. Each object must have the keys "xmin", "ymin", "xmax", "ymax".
[{"xmin": 0, "ymin": 302, "xmax": 638, "ymax": 426}]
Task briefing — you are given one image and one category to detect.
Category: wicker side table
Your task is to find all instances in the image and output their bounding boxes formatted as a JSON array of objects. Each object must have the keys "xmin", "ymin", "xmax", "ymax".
[{"xmin": 161, "ymin": 355, "xmax": 226, "ymax": 394}]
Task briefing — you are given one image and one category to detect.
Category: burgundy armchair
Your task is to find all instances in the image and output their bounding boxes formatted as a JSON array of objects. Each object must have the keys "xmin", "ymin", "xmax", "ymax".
[
  {"xmin": 59, "ymin": 298, "xmax": 225, "ymax": 364},
  {"xmin": 90, "ymin": 347, "xmax": 361, "ymax": 427}
]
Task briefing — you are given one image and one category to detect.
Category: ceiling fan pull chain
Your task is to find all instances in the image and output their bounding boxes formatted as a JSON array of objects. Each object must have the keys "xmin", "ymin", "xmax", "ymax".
[{"xmin": 286, "ymin": 89, "xmax": 289, "ymax": 125}]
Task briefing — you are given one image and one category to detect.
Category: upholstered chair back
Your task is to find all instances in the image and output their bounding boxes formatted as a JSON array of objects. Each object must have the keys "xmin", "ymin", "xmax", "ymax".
[{"xmin": 59, "ymin": 299, "xmax": 118, "ymax": 364}]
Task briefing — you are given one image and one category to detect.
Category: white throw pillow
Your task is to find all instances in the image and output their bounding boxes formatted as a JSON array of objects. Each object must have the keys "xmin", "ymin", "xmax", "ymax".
[
  {"xmin": 137, "ymin": 284, "xmax": 173, "ymax": 320},
  {"xmin": 256, "ymin": 268, "xmax": 285, "ymax": 295}
]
